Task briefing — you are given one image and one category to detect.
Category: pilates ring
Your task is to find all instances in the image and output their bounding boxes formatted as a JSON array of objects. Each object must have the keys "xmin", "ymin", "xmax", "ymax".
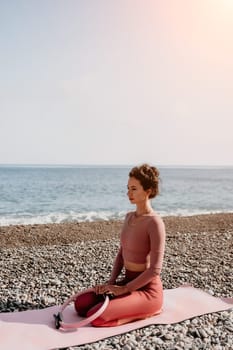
[{"xmin": 53, "ymin": 288, "xmax": 109, "ymax": 330}]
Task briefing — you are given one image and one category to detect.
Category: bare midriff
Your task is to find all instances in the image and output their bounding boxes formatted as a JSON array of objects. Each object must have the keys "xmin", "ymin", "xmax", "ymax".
[{"xmin": 124, "ymin": 260, "xmax": 147, "ymax": 272}]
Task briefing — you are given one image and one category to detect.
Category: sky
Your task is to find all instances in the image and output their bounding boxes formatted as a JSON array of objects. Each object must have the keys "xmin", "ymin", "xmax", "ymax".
[{"xmin": 0, "ymin": 0, "xmax": 233, "ymax": 166}]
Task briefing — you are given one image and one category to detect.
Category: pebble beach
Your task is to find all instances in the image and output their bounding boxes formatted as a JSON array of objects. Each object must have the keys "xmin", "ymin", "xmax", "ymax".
[{"xmin": 0, "ymin": 213, "xmax": 232, "ymax": 350}]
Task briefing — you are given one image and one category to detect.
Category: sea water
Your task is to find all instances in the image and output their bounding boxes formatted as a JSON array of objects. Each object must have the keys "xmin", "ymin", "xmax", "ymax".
[{"xmin": 0, "ymin": 165, "xmax": 232, "ymax": 226}]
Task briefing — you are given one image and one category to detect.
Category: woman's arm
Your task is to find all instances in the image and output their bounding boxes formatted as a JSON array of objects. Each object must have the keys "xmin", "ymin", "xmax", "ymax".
[
  {"xmin": 108, "ymin": 246, "xmax": 124, "ymax": 284},
  {"xmin": 95, "ymin": 246, "xmax": 126, "ymax": 296}
]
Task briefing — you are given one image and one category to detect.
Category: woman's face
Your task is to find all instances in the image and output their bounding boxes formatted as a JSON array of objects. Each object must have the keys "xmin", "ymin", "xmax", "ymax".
[{"xmin": 127, "ymin": 177, "xmax": 150, "ymax": 204}]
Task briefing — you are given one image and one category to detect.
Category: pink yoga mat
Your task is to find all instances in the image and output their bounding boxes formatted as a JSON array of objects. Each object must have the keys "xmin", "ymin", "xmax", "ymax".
[{"xmin": 0, "ymin": 285, "xmax": 232, "ymax": 350}]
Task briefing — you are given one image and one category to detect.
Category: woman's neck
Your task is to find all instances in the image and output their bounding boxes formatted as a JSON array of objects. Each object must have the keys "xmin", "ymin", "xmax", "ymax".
[{"xmin": 135, "ymin": 203, "xmax": 153, "ymax": 217}]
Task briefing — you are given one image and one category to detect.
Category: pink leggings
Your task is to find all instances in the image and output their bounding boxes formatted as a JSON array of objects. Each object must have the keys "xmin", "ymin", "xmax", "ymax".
[{"xmin": 75, "ymin": 271, "xmax": 163, "ymax": 327}]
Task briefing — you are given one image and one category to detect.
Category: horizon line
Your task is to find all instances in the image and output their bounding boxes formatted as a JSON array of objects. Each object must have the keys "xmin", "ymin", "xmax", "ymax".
[{"xmin": 0, "ymin": 163, "xmax": 233, "ymax": 168}]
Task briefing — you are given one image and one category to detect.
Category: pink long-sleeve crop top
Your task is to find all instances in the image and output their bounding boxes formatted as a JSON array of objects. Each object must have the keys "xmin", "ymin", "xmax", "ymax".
[{"xmin": 110, "ymin": 211, "xmax": 166, "ymax": 292}]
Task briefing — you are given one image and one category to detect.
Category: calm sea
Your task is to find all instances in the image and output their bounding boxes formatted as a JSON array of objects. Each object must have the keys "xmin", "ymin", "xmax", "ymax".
[{"xmin": 0, "ymin": 165, "xmax": 233, "ymax": 226}]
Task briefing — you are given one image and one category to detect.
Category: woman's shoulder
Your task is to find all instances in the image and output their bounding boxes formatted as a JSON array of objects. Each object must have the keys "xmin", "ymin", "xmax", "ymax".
[
  {"xmin": 122, "ymin": 211, "xmax": 134, "ymax": 225},
  {"xmin": 150, "ymin": 212, "xmax": 163, "ymax": 221},
  {"xmin": 147, "ymin": 213, "xmax": 165, "ymax": 230},
  {"xmin": 125, "ymin": 211, "xmax": 134, "ymax": 219}
]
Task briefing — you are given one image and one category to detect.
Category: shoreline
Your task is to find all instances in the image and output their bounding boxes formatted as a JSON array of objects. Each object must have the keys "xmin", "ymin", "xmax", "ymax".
[{"xmin": 0, "ymin": 212, "xmax": 233, "ymax": 248}]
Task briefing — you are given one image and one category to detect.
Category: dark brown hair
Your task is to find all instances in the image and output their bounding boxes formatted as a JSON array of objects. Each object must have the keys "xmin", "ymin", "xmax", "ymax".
[{"xmin": 129, "ymin": 163, "xmax": 160, "ymax": 199}]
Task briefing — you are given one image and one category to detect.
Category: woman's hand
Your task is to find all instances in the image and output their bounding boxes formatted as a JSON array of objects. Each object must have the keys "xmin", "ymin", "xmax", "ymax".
[{"xmin": 95, "ymin": 284, "xmax": 129, "ymax": 297}]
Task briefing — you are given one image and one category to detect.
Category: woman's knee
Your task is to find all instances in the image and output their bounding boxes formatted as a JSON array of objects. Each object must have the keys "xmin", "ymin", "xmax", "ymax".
[{"xmin": 75, "ymin": 291, "xmax": 102, "ymax": 317}]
